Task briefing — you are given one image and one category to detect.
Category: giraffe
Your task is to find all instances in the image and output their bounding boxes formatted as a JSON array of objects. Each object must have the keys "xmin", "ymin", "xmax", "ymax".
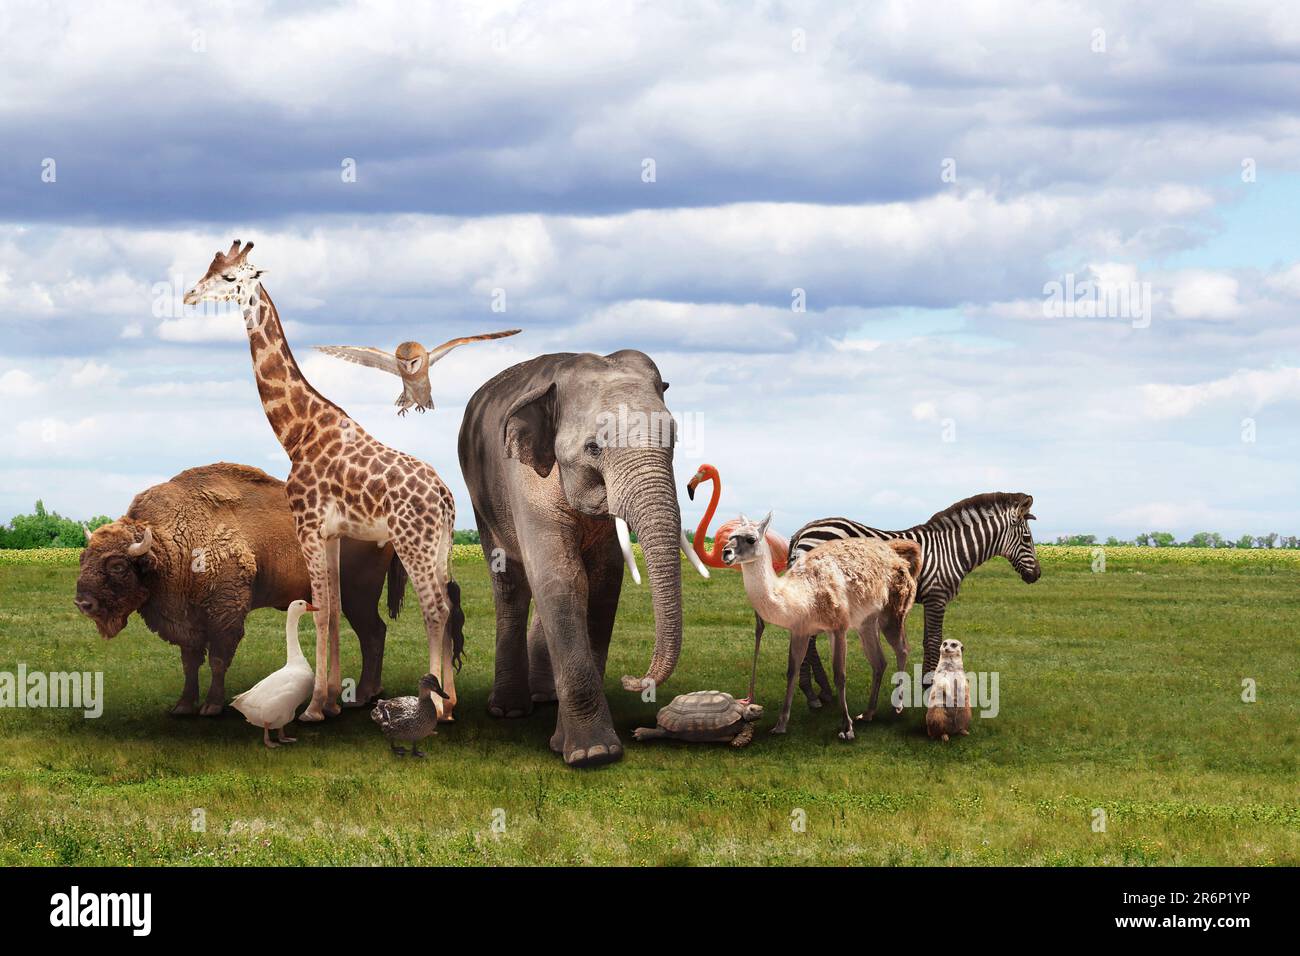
[{"xmin": 183, "ymin": 240, "xmax": 459, "ymax": 721}]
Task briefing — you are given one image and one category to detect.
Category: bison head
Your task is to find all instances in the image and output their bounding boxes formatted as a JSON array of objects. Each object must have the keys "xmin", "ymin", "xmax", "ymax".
[{"xmin": 75, "ymin": 521, "xmax": 156, "ymax": 639}]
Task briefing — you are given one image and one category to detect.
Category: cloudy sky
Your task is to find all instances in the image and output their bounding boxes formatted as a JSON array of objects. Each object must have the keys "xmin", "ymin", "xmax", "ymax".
[{"xmin": 2, "ymin": 0, "xmax": 1298, "ymax": 540}]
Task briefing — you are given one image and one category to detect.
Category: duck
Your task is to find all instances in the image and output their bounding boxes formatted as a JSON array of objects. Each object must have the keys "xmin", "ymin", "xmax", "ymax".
[
  {"xmin": 231, "ymin": 598, "xmax": 317, "ymax": 748},
  {"xmin": 370, "ymin": 673, "xmax": 448, "ymax": 757}
]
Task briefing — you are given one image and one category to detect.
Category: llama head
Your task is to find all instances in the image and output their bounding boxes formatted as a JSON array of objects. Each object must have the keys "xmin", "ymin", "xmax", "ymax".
[{"xmin": 720, "ymin": 511, "xmax": 773, "ymax": 566}]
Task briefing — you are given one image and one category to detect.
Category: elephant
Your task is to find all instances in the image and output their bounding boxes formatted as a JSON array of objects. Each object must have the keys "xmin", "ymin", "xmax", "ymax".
[{"xmin": 458, "ymin": 350, "xmax": 708, "ymax": 767}]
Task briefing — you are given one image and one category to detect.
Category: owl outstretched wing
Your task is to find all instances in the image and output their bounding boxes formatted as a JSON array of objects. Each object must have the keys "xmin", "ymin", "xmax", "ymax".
[
  {"xmin": 426, "ymin": 329, "xmax": 522, "ymax": 364},
  {"xmin": 314, "ymin": 345, "xmax": 403, "ymax": 377}
]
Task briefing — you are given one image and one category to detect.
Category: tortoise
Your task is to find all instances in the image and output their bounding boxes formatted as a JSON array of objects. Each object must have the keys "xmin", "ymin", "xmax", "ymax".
[{"xmin": 632, "ymin": 691, "xmax": 763, "ymax": 747}]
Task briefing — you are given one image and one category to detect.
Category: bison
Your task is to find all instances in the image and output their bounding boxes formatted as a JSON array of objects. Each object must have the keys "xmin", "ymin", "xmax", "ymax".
[{"xmin": 75, "ymin": 462, "xmax": 437, "ymax": 716}]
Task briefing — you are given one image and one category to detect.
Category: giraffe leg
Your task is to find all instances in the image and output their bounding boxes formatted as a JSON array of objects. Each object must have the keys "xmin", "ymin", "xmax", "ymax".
[
  {"xmin": 297, "ymin": 525, "xmax": 333, "ymax": 723},
  {"xmin": 324, "ymin": 536, "xmax": 342, "ymax": 716},
  {"xmin": 388, "ymin": 509, "xmax": 452, "ymax": 720}
]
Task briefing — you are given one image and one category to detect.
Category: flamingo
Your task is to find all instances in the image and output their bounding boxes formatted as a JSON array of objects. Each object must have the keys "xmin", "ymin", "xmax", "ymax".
[
  {"xmin": 686, "ymin": 463, "xmax": 790, "ymax": 704},
  {"xmin": 687, "ymin": 464, "xmax": 789, "ymax": 572}
]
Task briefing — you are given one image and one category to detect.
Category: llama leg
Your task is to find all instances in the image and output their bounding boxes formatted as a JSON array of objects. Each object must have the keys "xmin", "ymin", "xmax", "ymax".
[
  {"xmin": 857, "ymin": 613, "xmax": 886, "ymax": 721},
  {"xmin": 297, "ymin": 525, "xmax": 334, "ymax": 722},
  {"xmin": 771, "ymin": 631, "xmax": 812, "ymax": 735},
  {"xmin": 883, "ymin": 614, "xmax": 909, "ymax": 715},
  {"xmin": 832, "ymin": 628, "xmax": 853, "ymax": 740}
]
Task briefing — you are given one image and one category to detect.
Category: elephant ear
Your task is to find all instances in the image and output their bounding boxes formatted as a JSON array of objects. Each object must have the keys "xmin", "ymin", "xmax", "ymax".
[{"xmin": 503, "ymin": 382, "xmax": 558, "ymax": 478}]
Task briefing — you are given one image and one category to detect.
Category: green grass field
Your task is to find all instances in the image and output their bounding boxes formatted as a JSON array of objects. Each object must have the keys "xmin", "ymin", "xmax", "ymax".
[{"xmin": 0, "ymin": 545, "xmax": 1296, "ymax": 865}]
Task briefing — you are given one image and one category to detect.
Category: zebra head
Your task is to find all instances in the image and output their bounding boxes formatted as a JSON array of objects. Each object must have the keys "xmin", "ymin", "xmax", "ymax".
[{"xmin": 995, "ymin": 493, "xmax": 1041, "ymax": 583}]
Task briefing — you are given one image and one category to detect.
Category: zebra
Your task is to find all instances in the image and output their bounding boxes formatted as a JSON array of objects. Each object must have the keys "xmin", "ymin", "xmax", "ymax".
[{"xmin": 758, "ymin": 492, "xmax": 1041, "ymax": 711}]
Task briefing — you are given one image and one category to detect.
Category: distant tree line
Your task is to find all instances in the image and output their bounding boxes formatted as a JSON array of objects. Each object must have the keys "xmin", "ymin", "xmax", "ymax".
[
  {"xmin": 1052, "ymin": 532, "xmax": 1300, "ymax": 549},
  {"xmin": 0, "ymin": 501, "xmax": 111, "ymax": 549},
  {"xmin": 0, "ymin": 501, "xmax": 490, "ymax": 550}
]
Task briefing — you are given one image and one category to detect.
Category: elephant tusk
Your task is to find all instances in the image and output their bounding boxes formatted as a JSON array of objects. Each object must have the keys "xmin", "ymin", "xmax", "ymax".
[
  {"xmin": 680, "ymin": 529, "xmax": 710, "ymax": 579},
  {"xmin": 614, "ymin": 516, "xmax": 641, "ymax": 585}
]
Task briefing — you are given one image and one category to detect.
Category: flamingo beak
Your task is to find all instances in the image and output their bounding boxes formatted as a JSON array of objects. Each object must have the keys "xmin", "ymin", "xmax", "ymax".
[{"xmin": 686, "ymin": 474, "xmax": 701, "ymax": 500}]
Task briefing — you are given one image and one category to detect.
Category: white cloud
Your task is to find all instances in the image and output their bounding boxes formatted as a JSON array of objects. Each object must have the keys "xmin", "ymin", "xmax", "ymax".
[
  {"xmin": 1141, "ymin": 367, "xmax": 1300, "ymax": 419},
  {"xmin": 0, "ymin": 369, "xmax": 41, "ymax": 397},
  {"xmin": 1167, "ymin": 271, "xmax": 1244, "ymax": 320}
]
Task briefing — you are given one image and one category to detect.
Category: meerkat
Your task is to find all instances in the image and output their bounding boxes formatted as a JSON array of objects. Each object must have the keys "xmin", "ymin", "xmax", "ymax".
[{"xmin": 925, "ymin": 638, "xmax": 971, "ymax": 742}]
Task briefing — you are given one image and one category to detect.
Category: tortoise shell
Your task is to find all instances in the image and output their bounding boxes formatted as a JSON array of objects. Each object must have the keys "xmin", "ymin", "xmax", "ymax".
[{"xmin": 658, "ymin": 691, "xmax": 744, "ymax": 733}]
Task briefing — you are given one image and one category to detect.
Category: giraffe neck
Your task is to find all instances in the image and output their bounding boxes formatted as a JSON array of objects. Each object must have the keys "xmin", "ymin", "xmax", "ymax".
[{"xmin": 240, "ymin": 283, "xmax": 344, "ymax": 457}]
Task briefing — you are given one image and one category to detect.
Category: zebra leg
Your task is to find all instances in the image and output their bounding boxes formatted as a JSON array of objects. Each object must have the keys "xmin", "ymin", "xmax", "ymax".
[
  {"xmin": 803, "ymin": 637, "xmax": 835, "ymax": 707},
  {"xmin": 922, "ymin": 601, "xmax": 947, "ymax": 694},
  {"xmin": 799, "ymin": 636, "xmax": 821, "ymax": 708}
]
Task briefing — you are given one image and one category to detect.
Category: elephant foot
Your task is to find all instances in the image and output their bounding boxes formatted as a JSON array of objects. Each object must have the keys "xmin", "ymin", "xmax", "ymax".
[
  {"xmin": 169, "ymin": 698, "xmax": 199, "ymax": 716},
  {"xmin": 550, "ymin": 720, "xmax": 624, "ymax": 767},
  {"xmin": 488, "ymin": 686, "xmax": 533, "ymax": 719},
  {"xmin": 531, "ymin": 691, "xmax": 558, "ymax": 704},
  {"xmin": 199, "ymin": 701, "xmax": 224, "ymax": 717}
]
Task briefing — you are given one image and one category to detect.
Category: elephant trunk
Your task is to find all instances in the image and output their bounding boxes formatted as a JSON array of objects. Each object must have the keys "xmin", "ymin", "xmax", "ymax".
[{"xmin": 606, "ymin": 450, "xmax": 683, "ymax": 693}]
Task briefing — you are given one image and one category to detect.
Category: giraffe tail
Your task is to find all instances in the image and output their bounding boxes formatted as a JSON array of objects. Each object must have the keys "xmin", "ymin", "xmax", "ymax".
[
  {"xmin": 445, "ymin": 579, "xmax": 466, "ymax": 671},
  {"xmin": 386, "ymin": 554, "xmax": 408, "ymax": 620}
]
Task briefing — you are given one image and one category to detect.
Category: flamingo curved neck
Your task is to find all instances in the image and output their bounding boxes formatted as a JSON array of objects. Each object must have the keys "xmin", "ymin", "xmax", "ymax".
[{"xmin": 693, "ymin": 473, "xmax": 726, "ymax": 568}]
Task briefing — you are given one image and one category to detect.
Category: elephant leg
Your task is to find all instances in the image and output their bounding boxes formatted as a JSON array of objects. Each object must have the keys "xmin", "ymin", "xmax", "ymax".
[
  {"xmin": 582, "ymin": 536, "xmax": 624, "ymax": 680},
  {"xmin": 527, "ymin": 617, "xmax": 556, "ymax": 704},
  {"xmin": 487, "ymin": 541, "xmax": 534, "ymax": 719},
  {"xmin": 527, "ymin": 543, "xmax": 622, "ymax": 767},
  {"xmin": 171, "ymin": 644, "xmax": 203, "ymax": 716},
  {"xmin": 202, "ymin": 627, "xmax": 241, "ymax": 716}
]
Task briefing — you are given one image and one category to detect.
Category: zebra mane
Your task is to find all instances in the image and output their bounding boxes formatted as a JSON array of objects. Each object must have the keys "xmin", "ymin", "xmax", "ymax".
[{"xmin": 923, "ymin": 492, "xmax": 1030, "ymax": 528}]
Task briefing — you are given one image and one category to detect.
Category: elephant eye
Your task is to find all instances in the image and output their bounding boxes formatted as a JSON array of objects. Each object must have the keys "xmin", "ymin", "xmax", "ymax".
[{"xmin": 584, "ymin": 440, "xmax": 601, "ymax": 457}]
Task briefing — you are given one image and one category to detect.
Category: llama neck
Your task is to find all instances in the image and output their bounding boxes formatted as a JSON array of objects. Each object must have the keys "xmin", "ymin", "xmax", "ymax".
[
  {"xmin": 241, "ymin": 284, "xmax": 342, "ymax": 454},
  {"xmin": 739, "ymin": 545, "xmax": 795, "ymax": 629}
]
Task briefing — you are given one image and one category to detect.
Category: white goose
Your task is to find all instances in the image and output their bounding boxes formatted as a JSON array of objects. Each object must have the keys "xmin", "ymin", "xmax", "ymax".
[{"xmin": 231, "ymin": 599, "xmax": 317, "ymax": 748}]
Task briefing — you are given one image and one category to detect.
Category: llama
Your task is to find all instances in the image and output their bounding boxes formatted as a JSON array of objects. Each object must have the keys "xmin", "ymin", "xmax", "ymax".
[{"xmin": 721, "ymin": 512, "xmax": 921, "ymax": 740}]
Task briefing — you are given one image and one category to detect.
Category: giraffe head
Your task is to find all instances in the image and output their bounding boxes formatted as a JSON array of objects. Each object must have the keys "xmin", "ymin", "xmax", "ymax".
[{"xmin": 183, "ymin": 240, "xmax": 265, "ymax": 317}]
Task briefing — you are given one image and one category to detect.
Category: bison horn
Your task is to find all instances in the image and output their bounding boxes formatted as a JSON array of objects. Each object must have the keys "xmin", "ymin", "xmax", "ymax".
[
  {"xmin": 126, "ymin": 525, "xmax": 153, "ymax": 557},
  {"xmin": 81, "ymin": 522, "xmax": 93, "ymax": 544}
]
